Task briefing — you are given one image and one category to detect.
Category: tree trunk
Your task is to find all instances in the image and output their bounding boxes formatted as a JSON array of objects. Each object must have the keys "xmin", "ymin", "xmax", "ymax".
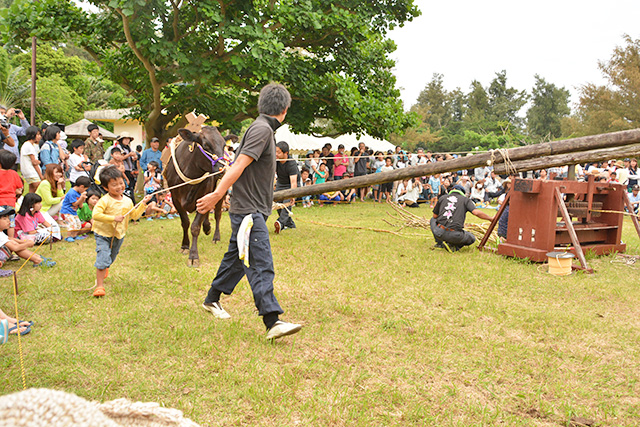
[{"xmin": 274, "ymin": 129, "xmax": 640, "ymax": 201}]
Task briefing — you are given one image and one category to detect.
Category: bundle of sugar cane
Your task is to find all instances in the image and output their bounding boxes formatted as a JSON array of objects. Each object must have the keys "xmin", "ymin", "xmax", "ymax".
[
  {"xmin": 465, "ymin": 222, "xmax": 498, "ymax": 245},
  {"xmin": 384, "ymin": 201, "xmax": 431, "ymax": 230}
]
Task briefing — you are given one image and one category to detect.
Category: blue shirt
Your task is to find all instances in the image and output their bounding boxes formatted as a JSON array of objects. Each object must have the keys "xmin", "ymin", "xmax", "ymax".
[
  {"xmin": 6, "ymin": 119, "xmax": 30, "ymax": 164},
  {"xmin": 140, "ymin": 148, "xmax": 163, "ymax": 171},
  {"xmin": 40, "ymin": 140, "xmax": 61, "ymax": 172},
  {"xmin": 61, "ymin": 188, "xmax": 81, "ymax": 215}
]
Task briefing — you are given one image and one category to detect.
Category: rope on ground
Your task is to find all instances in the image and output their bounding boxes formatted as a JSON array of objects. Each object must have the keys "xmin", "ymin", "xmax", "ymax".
[
  {"xmin": 610, "ymin": 253, "xmax": 640, "ymax": 268},
  {"xmin": 10, "ymin": 229, "xmax": 52, "ymax": 390}
]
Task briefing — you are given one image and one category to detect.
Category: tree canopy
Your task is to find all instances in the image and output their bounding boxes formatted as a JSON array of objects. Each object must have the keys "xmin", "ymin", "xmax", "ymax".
[{"xmin": 1, "ymin": 0, "xmax": 419, "ymax": 142}]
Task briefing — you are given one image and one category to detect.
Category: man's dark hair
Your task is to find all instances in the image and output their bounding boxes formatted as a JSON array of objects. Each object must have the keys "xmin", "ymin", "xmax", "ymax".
[
  {"xmin": 323, "ymin": 143, "xmax": 332, "ymax": 149},
  {"xmin": 275, "ymin": 141, "xmax": 289, "ymax": 154},
  {"xmin": 71, "ymin": 139, "xmax": 85, "ymax": 151},
  {"xmin": 0, "ymin": 149, "xmax": 17, "ymax": 169},
  {"xmin": 25, "ymin": 126, "xmax": 40, "ymax": 141},
  {"xmin": 136, "ymin": 145, "xmax": 143, "ymax": 153},
  {"xmin": 43, "ymin": 125, "xmax": 61, "ymax": 142},
  {"xmin": 87, "ymin": 123, "xmax": 99, "ymax": 132},
  {"xmin": 301, "ymin": 167, "xmax": 309, "ymax": 174},
  {"xmin": 99, "ymin": 165, "xmax": 124, "ymax": 188},
  {"xmin": 111, "ymin": 146, "xmax": 122, "ymax": 154},
  {"xmin": 75, "ymin": 176, "xmax": 91, "ymax": 188},
  {"xmin": 258, "ymin": 83, "xmax": 291, "ymax": 116}
]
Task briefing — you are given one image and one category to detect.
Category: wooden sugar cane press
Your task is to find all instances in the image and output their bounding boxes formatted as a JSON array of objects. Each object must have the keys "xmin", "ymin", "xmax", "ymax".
[{"xmin": 478, "ymin": 175, "xmax": 640, "ymax": 273}]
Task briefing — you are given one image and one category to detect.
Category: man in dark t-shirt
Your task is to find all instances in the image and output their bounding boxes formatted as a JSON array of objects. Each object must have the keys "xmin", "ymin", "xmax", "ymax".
[
  {"xmin": 430, "ymin": 185, "xmax": 494, "ymax": 252},
  {"xmin": 274, "ymin": 140, "xmax": 299, "ymax": 232},
  {"xmin": 196, "ymin": 83, "xmax": 302, "ymax": 341}
]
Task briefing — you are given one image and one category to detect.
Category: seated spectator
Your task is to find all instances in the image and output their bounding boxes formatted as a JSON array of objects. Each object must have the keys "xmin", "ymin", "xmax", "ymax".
[
  {"xmin": 0, "ymin": 205, "xmax": 55, "ymax": 267},
  {"xmin": 484, "ymin": 171, "xmax": 503, "ymax": 202},
  {"xmin": 470, "ymin": 181, "xmax": 486, "ymax": 206},
  {"xmin": 456, "ymin": 175, "xmax": 472, "ymax": 197},
  {"xmin": 15, "ymin": 193, "xmax": 61, "ymax": 243},
  {"xmin": 0, "ymin": 150, "xmax": 23, "ymax": 238},
  {"xmin": 341, "ymin": 174, "xmax": 357, "ymax": 202},
  {"xmin": 318, "ymin": 191, "xmax": 343, "ymax": 206},
  {"xmin": 145, "ymin": 191, "xmax": 176, "ymax": 219},
  {"xmin": 35, "ymin": 164, "xmax": 66, "ymax": 219},
  {"xmin": 0, "ymin": 307, "xmax": 33, "ymax": 337},
  {"xmin": 78, "ymin": 189, "xmax": 100, "ymax": 229},
  {"xmin": 144, "ymin": 161, "xmax": 163, "ymax": 196},
  {"xmin": 397, "ymin": 178, "xmax": 421, "ymax": 208},
  {"xmin": 60, "ymin": 176, "xmax": 92, "ymax": 242},
  {"xmin": 108, "ymin": 147, "xmax": 128, "ymax": 186}
]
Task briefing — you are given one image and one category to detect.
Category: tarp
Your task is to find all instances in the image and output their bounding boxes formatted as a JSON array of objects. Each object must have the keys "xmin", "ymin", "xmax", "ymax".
[
  {"xmin": 274, "ymin": 124, "xmax": 395, "ymax": 153},
  {"xmin": 65, "ymin": 118, "xmax": 117, "ymax": 141}
]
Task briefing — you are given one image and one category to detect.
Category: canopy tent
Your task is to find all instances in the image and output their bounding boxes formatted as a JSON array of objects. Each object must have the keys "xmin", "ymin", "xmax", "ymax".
[
  {"xmin": 65, "ymin": 118, "xmax": 117, "ymax": 141},
  {"xmin": 274, "ymin": 124, "xmax": 395, "ymax": 154}
]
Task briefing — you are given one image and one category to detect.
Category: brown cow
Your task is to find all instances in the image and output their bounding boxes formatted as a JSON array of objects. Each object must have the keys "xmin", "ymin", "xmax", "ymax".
[{"xmin": 164, "ymin": 127, "xmax": 226, "ymax": 266}]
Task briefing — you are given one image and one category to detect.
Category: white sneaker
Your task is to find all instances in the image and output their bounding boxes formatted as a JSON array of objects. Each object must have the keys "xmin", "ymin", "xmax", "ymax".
[
  {"xmin": 266, "ymin": 320, "xmax": 302, "ymax": 340},
  {"xmin": 202, "ymin": 302, "xmax": 231, "ymax": 319}
]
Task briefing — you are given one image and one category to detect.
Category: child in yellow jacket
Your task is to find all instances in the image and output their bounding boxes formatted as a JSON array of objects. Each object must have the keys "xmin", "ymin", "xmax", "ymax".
[{"xmin": 92, "ymin": 165, "xmax": 151, "ymax": 297}]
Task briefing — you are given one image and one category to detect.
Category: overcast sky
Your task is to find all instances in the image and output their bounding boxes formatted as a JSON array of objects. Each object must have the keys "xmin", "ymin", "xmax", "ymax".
[{"xmin": 389, "ymin": 0, "xmax": 640, "ymax": 111}]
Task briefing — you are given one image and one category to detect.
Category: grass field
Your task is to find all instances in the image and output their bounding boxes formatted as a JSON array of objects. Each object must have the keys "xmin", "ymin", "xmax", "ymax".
[{"xmin": 1, "ymin": 201, "xmax": 639, "ymax": 426}]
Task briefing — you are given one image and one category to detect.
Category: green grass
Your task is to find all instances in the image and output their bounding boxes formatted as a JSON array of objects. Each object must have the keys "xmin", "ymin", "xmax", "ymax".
[{"xmin": 2, "ymin": 201, "xmax": 640, "ymax": 426}]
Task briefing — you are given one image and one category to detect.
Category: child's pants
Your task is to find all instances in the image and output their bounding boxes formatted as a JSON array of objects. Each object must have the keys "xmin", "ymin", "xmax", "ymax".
[{"xmin": 94, "ymin": 234, "xmax": 124, "ymax": 269}]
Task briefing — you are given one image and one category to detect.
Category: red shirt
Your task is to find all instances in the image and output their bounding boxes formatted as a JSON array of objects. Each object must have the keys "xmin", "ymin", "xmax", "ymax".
[{"xmin": 0, "ymin": 169, "xmax": 24, "ymax": 207}]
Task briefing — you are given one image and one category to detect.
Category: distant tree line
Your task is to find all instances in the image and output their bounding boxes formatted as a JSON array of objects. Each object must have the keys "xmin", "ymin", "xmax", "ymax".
[{"xmin": 391, "ymin": 34, "xmax": 640, "ymax": 153}]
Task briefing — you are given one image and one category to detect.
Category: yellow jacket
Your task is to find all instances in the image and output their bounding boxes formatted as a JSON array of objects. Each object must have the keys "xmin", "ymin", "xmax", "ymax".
[{"xmin": 92, "ymin": 194, "xmax": 146, "ymax": 239}]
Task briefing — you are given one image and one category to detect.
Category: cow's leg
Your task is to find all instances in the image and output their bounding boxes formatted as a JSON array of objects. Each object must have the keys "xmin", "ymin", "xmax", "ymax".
[
  {"xmin": 188, "ymin": 212, "xmax": 207, "ymax": 267},
  {"xmin": 202, "ymin": 213, "xmax": 211, "ymax": 235},
  {"xmin": 177, "ymin": 206, "xmax": 191, "ymax": 254},
  {"xmin": 213, "ymin": 199, "xmax": 223, "ymax": 243}
]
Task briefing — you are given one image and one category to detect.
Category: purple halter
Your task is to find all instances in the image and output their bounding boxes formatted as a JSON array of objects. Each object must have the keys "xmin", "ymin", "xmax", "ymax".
[{"xmin": 198, "ymin": 145, "xmax": 223, "ymax": 170}]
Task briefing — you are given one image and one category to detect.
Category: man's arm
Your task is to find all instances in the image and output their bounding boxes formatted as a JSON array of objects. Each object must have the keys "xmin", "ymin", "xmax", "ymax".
[
  {"xmin": 196, "ymin": 154, "xmax": 254, "ymax": 213},
  {"xmin": 471, "ymin": 209, "xmax": 493, "ymax": 221},
  {"xmin": 289, "ymin": 174, "xmax": 297, "ymax": 189}
]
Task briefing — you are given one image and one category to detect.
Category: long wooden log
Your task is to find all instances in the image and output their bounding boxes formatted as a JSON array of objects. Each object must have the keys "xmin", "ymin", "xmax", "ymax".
[
  {"xmin": 493, "ymin": 144, "xmax": 640, "ymax": 174},
  {"xmin": 274, "ymin": 129, "xmax": 640, "ymax": 200}
]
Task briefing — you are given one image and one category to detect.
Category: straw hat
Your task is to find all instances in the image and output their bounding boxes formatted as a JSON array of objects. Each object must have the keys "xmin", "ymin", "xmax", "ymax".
[
  {"xmin": 116, "ymin": 131, "xmax": 133, "ymax": 142},
  {"xmin": 615, "ymin": 160, "xmax": 624, "ymax": 168}
]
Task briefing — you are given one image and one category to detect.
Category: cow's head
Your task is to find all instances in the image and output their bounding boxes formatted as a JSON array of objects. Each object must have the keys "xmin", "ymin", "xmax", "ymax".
[{"xmin": 178, "ymin": 126, "xmax": 226, "ymax": 173}]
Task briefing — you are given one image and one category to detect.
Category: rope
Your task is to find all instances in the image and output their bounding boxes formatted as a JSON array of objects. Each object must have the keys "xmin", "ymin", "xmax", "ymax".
[
  {"xmin": 589, "ymin": 208, "xmax": 640, "ymax": 219},
  {"xmin": 10, "ymin": 229, "xmax": 52, "ymax": 390},
  {"xmin": 489, "ymin": 148, "xmax": 518, "ymax": 175}
]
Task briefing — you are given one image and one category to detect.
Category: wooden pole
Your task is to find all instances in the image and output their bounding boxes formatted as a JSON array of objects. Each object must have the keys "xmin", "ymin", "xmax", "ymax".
[
  {"xmin": 493, "ymin": 144, "xmax": 640, "ymax": 175},
  {"xmin": 274, "ymin": 129, "xmax": 640, "ymax": 201},
  {"xmin": 30, "ymin": 37, "xmax": 36, "ymax": 125}
]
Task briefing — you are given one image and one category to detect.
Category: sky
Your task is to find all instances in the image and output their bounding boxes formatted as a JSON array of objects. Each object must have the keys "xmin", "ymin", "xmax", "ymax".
[{"xmin": 389, "ymin": 0, "xmax": 640, "ymax": 111}]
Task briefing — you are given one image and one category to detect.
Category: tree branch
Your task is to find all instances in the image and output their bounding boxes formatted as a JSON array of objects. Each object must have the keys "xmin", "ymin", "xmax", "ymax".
[{"xmin": 116, "ymin": 8, "xmax": 163, "ymax": 124}]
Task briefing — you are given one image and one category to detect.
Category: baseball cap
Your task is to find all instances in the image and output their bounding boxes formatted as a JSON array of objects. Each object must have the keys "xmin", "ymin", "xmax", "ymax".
[{"xmin": 0, "ymin": 205, "xmax": 15, "ymax": 217}]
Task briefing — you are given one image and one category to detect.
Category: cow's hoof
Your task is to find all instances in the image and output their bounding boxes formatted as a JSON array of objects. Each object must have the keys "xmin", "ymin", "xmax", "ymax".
[
  {"xmin": 187, "ymin": 258, "xmax": 200, "ymax": 268},
  {"xmin": 203, "ymin": 225, "xmax": 211, "ymax": 235},
  {"xmin": 180, "ymin": 248, "xmax": 189, "ymax": 255}
]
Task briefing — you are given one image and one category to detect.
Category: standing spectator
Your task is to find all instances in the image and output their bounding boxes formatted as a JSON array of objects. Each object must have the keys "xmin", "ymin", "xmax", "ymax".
[
  {"xmin": 140, "ymin": 137, "xmax": 163, "ymax": 172},
  {"xmin": 0, "ymin": 150, "xmax": 23, "ymax": 211},
  {"xmin": 84, "ymin": 123, "xmax": 105, "ymax": 163},
  {"xmin": 372, "ymin": 152, "xmax": 385, "ymax": 202},
  {"xmin": 274, "ymin": 141, "xmax": 299, "ymax": 233},
  {"xmin": 39, "ymin": 125, "xmax": 65, "ymax": 174},
  {"xmin": 628, "ymin": 158, "xmax": 638, "ymax": 191},
  {"xmin": 68, "ymin": 139, "xmax": 91, "ymax": 186},
  {"xmin": 346, "ymin": 147, "xmax": 358, "ymax": 176},
  {"xmin": 0, "ymin": 106, "xmax": 30, "ymax": 170},
  {"xmin": 380, "ymin": 157, "xmax": 394, "ymax": 202},
  {"xmin": 20, "ymin": 126, "xmax": 43, "ymax": 193},
  {"xmin": 313, "ymin": 162, "xmax": 329, "ymax": 185},
  {"xmin": 321, "ymin": 143, "xmax": 334, "ymax": 180},
  {"xmin": 115, "ymin": 132, "xmax": 138, "ymax": 202},
  {"xmin": 333, "ymin": 144, "xmax": 348, "ymax": 180},
  {"xmin": 628, "ymin": 185, "xmax": 640, "ymax": 214},
  {"xmin": 428, "ymin": 174, "xmax": 441, "ymax": 208},
  {"xmin": 354, "ymin": 142, "xmax": 368, "ymax": 201}
]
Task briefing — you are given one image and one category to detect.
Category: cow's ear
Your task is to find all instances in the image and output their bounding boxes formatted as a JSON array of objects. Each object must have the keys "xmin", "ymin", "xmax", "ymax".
[{"xmin": 178, "ymin": 128, "xmax": 196, "ymax": 142}]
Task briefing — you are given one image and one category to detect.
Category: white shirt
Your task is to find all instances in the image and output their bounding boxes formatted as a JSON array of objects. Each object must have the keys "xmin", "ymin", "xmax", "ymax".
[
  {"xmin": 68, "ymin": 153, "xmax": 87, "ymax": 183},
  {"xmin": 20, "ymin": 141, "xmax": 40, "ymax": 179}
]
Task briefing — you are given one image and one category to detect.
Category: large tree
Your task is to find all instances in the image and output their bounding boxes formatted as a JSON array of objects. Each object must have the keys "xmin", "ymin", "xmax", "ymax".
[
  {"xmin": 1, "ymin": 0, "xmax": 419, "ymax": 143},
  {"xmin": 576, "ymin": 34, "xmax": 640, "ymax": 135},
  {"xmin": 526, "ymin": 75, "xmax": 570, "ymax": 141}
]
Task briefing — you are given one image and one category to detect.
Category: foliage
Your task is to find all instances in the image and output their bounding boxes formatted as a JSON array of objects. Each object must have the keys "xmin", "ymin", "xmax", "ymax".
[
  {"xmin": 575, "ymin": 34, "xmax": 640, "ymax": 136},
  {"xmin": 0, "ymin": 47, "xmax": 29, "ymax": 109},
  {"xmin": 34, "ymin": 74, "xmax": 85, "ymax": 125},
  {"xmin": 1, "ymin": 0, "xmax": 420, "ymax": 143},
  {"xmin": 526, "ymin": 75, "xmax": 571, "ymax": 141}
]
